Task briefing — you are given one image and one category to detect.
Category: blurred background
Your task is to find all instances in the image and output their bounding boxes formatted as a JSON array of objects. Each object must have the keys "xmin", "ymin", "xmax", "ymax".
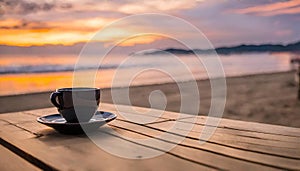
[{"xmin": 0, "ymin": 0, "xmax": 299, "ymax": 127}]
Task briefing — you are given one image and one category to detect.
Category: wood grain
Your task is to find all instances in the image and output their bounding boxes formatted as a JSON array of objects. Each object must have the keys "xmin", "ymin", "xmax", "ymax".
[
  {"xmin": 0, "ymin": 144, "xmax": 40, "ymax": 171},
  {"xmin": 0, "ymin": 103, "xmax": 299, "ymax": 171}
]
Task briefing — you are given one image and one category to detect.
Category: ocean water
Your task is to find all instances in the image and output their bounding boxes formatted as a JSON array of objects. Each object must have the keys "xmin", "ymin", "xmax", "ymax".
[{"xmin": 0, "ymin": 52, "xmax": 294, "ymax": 96}]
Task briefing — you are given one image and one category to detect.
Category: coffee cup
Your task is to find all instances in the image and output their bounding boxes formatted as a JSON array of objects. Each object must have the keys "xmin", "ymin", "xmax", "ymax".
[{"xmin": 50, "ymin": 88, "xmax": 100, "ymax": 123}]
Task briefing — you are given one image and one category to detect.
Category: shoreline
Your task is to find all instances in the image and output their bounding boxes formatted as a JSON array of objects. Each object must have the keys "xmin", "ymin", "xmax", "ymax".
[
  {"xmin": 0, "ymin": 70, "xmax": 293, "ymax": 98},
  {"xmin": 1, "ymin": 71, "xmax": 299, "ymax": 128}
]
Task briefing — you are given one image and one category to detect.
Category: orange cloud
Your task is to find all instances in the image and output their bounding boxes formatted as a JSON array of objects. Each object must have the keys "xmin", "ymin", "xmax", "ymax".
[
  {"xmin": 0, "ymin": 19, "xmax": 20, "ymax": 27},
  {"xmin": 0, "ymin": 17, "xmax": 114, "ymax": 46},
  {"xmin": 233, "ymin": 0, "xmax": 300, "ymax": 16},
  {"xmin": 0, "ymin": 17, "xmax": 165, "ymax": 46},
  {"xmin": 0, "ymin": 29, "xmax": 94, "ymax": 46}
]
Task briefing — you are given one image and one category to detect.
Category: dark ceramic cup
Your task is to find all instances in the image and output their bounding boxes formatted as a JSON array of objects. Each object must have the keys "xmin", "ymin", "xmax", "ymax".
[{"xmin": 50, "ymin": 88, "xmax": 100, "ymax": 123}]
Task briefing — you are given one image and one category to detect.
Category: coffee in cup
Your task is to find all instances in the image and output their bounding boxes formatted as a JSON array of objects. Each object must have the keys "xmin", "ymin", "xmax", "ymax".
[{"xmin": 50, "ymin": 87, "xmax": 100, "ymax": 123}]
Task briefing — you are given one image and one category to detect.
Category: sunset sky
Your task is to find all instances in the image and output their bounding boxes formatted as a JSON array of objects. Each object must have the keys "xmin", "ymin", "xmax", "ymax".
[{"xmin": 0, "ymin": 0, "xmax": 299, "ymax": 51}]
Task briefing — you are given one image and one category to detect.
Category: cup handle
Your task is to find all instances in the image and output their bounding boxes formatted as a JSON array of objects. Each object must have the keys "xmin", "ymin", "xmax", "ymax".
[{"xmin": 50, "ymin": 92, "xmax": 62, "ymax": 108}]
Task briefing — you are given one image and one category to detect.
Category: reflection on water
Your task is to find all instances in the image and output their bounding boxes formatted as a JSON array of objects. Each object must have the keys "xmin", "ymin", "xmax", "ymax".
[{"xmin": 0, "ymin": 52, "xmax": 293, "ymax": 96}]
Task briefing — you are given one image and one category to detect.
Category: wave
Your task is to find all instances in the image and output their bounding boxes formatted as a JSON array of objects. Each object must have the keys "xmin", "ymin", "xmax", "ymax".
[
  {"xmin": 0, "ymin": 63, "xmax": 161, "ymax": 74},
  {"xmin": 0, "ymin": 64, "xmax": 120, "ymax": 74}
]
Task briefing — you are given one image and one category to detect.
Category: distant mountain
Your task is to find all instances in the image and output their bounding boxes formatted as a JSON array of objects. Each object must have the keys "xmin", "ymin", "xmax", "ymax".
[
  {"xmin": 0, "ymin": 42, "xmax": 149, "ymax": 55},
  {"xmin": 141, "ymin": 41, "xmax": 300, "ymax": 55},
  {"xmin": 0, "ymin": 43, "xmax": 85, "ymax": 55},
  {"xmin": 1, "ymin": 40, "xmax": 299, "ymax": 56}
]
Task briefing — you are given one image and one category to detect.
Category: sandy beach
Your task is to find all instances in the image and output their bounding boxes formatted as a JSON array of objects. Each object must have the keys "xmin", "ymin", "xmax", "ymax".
[{"xmin": 1, "ymin": 71, "xmax": 299, "ymax": 128}]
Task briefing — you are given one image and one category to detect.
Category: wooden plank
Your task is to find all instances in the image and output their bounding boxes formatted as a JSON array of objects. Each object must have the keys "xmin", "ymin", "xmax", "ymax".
[
  {"xmin": 149, "ymin": 119, "xmax": 300, "ymax": 149},
  {"xmin": 102, "ymin": 105, "xmax": 300, "ymax": 157},
  {"xmin": 2, "ymin": 105, "xmax": 300, "ymax": 155},
  {"xmin": 20, "ymin": 105, "xmax": 300, "ymax": 148},
  {"xmin": 27, "ymin": 103, "xmax": 300, "ymax": 138},
  {"xmin": 10, "ymin": 111, "xmax": 299, "ymax": 160},
  {"xmin": 107, "ymin": 120, "xmax": 283, "ymax": 171},
  {"xmin": 107, "ymin": 119, "xmax": 300, "ymax": 170},
  {"xmin": 2, "ymin": 104, "xmax": 300, "ymax": 151},
  {"xmin": 0, "ymin": 118, "xmax": 214, "ymax": 170},
  {"xmin": 178, "ymin": 116, "xmax": 300, "ymax": 137},
  {"xmin": 1, "ymin": 103, "xmax": 300, "ymax": 170},
  {"xmin": 0, "ymin": 116, "xmax": 278, "ymax": 171},
  {"xmin": 0, "ymin": 145, "xmax": 40, "ymax": 171},
  {"xmin": 0, "ymin": 111, "xmax": 296, "ymax": 170},
  {"xmin": 99, "ymin": 103, "xmax": 184, "ymax": 120},
  {"xmin": 145, "ymin": 119, "xmax": 300, "ymax": 156},
  {"xmin": 100, "ymin": 104, "xmax": 300, "ymax": 170},
  {"xmin": 102, "ymin": 103, "xmax": 300, "ymax": 137}
]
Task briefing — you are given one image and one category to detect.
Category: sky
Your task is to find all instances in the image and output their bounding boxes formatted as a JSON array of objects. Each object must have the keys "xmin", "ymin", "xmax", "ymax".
[{"xmin": 0, "ymin": 0, "xmax": 299, "ymax": 52}]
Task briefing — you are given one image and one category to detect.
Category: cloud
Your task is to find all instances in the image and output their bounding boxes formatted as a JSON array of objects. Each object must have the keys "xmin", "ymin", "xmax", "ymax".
[
  {"xmin": 0, "ymin": 0, "xmax": 200, "ymax": 46},
  {"xmin": 0, "ymin": 20, "xmax": 28, "ymax": 29},
  {"xmin": 232, "ymin": 0, "xmax": 300, "ymax": 16},
  {"xmin": 60, "ymin": 3, "xmax": 72, "ymax": 9},
  {"xmin": 50, "ymin": 0, "xmax": 200, "ymax": 15},
  {"xmin": 0, "ymin": 0, "xmax": 72, "ymax": 15},
  {"xmin": 0, "ymin": 19, "xmax": 52, "ymax": 30},
  {"xmin": 118, "ymin": 0, "xmax": 198, "ymax": 14},
  {"xmin": 0, "ymin": 17, "xmax": 128, "ymax": 46},
  {"xmin": 177, "ymin": 0, "xmax": 300, "ymax": 46},
  {"xmin": 1, "ymin": 0, "xmax": 198, "ymax": 16},
  {"xmin": 0, "ymin": 0, "xmax": 299, "ymax": 48}
]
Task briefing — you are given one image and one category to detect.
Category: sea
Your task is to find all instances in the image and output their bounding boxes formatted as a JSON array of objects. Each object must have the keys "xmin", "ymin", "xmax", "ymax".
[{"xmin": 0, "ymin": 52, "xmax": 295, "ymax": 96}]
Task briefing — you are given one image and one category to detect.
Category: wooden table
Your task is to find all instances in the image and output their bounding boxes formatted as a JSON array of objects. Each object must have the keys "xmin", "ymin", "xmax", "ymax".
[{"xmin": 0, "ymin": 103, "xmax": 300, "ymax": 171}]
